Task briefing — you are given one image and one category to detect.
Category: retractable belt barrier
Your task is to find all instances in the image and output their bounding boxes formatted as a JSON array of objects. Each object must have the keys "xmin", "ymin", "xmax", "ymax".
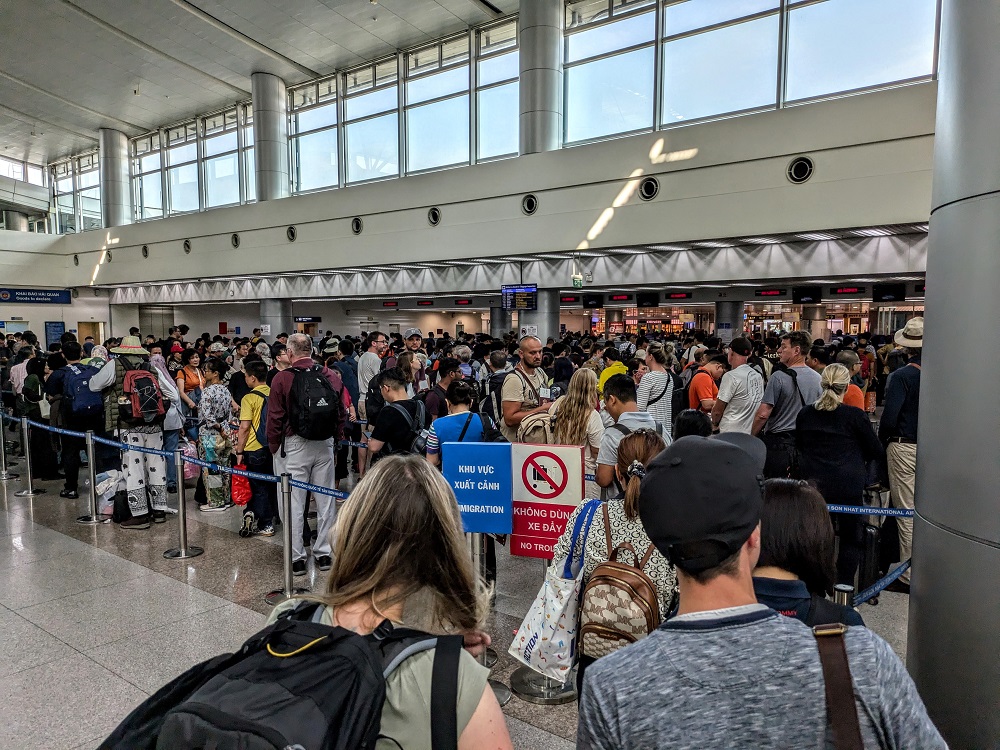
[{"xmin": 853, "ymin": 559, "xmax": 911, "ymax": 607}]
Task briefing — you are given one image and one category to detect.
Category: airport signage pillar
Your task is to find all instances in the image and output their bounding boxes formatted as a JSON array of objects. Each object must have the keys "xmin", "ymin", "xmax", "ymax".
[
  {"xmin": 490, "ymin": 307, "xmax": 512, "ymax": 339},
  {"xmin": 99, "ymin": 129, "xmax": 132, "ymax": 228},
  {"xmin": 519, "ymin": 0, "xmax": 562, "ymax": 155},
  {"xmin": 713, "ymin": 300, "xmax": 745, "ymax": 345},
  {"xmin": 518, "ymin": 288, "xmax": 560, "ymax": 344},
  {"xmin": 259, "ymin": 299, "xmax": 293, "ymax": 340},
  {"xmin": 2, "ymin": 211, "xmax": 28, "ymax": 232},
  {"xmin": 802, "ymin": 304, "xmax": 828, "ymax": 342},
  {"xmin": 251, "ymin": 73, "xmax": 291, "ymax": 202},
  {"xmin": 911, "ymin": 2, "xmax": 1000, "ymax": 747}
]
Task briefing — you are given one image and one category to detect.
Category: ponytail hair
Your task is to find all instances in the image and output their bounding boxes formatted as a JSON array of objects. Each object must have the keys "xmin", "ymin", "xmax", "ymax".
[
  {"xmin": 815, "ymin": 363, "xmax": 850, "ymax": 412},
  {"xmin": 616, "ymin": 430, "xmax": 667, "ymax": 521}
]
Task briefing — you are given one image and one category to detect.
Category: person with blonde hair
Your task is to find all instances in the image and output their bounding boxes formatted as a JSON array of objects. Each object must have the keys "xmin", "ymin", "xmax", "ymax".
[
  {"xmin": 551, "ymin": 368, "xmax": 605, "ymax": 498},
  {"xmin": 551, "ymin": 430, "xmax": 677, "ymax": 691},
  {"xmin": 795, "ymin": 363, "xmax": 884, "ymax": 584},
  {"xmin": 267, "ymin": 455, "xmax": 513, "ymax": 750},
  {"xmin": 637, "ymin": 341, "xmax": 677, "ymax": 436}
]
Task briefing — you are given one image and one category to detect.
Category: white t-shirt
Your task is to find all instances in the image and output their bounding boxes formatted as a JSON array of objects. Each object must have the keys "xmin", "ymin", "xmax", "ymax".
[
  {"xmin": 357, "ymin": 351, "xmax": 381, "ymax": 401},
  {"xmin": 716, "ymin": 363, "xmax": 765, "ymax": 434}
]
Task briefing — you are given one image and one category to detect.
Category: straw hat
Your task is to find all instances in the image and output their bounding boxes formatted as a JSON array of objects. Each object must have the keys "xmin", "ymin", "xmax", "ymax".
[
  {"xmin": 894, "ymin": 317, "xmax": 924, "ymax": 348},
  {"xmin": 110, "ymin": 336, "xmax": 149, "ymax": 355}
]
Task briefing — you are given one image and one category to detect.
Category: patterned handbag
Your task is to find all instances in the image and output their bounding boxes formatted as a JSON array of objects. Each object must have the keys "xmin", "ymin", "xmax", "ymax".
[{"xmin": 579, "ymin": 503, "xmax": 661, "ymax": 659}]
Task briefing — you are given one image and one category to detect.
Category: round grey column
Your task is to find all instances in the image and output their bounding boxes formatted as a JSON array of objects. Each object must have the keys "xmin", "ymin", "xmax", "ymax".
[
  {"xmin": 801, "ymin": 304, "xmax": 828, "ymax": 342},
  {"xmin": 606, "ymin": 309, "xmax": 623, "ymax": 324},
  {"xmin": 910, "ymin": 2, "xmax": 1000, "ymax": 747},
  {"xmin": 714, "ymin": 300, "xmax": 745, "ymax": 345},
  {"xmin": 2, "ymin": 211, "xmax": 28, "ymax": 232},
  {"xmin": 518, "ymin": 289, "xmax": 560, "ymax": 343},
  {"xmin": 490, "ymin": 307, "xmax": 512, "ymax": 339},
  {"xmin": 259, "ymin": 298, "xmax": 293, "ymax": 340},
  {"xmin": 251, "ymin": 73, "xmax": 291, "ymax": 201},
  {"xmin": 519, "ymin": 0, "xmax": 562, "ymax": 154},
  {"xmin": 99, "ymin": 129, "xmax": 132, "ymax": 228}
]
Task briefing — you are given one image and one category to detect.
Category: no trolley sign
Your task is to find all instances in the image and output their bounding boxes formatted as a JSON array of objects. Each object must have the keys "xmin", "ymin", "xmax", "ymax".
[
  {"xmin": 442, "ymin": 443, "xmax": 513, "ymax": 535},
  {"xmin": 511, "ymin": 444, "xmax": 585, "ymax": 559}
]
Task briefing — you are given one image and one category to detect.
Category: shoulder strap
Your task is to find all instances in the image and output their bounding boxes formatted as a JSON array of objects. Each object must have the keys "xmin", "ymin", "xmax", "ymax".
[
  {"xmin": 457, "ymin": 411, "xmax": 474, "ymax": 441},
  {"xmin": 786, "ymin": 368, "xmax": 806, "ymax": 407},
  {"xmin": 611, "ymin": 423, "xmax": 632, "ymax": 437},
  {"xmin": 389, "ymin": 401, "xmax": 415, "ymax": 430},
  {"xmin": 809, "ymin": 595, "xmax": 847, "ymax": 626},
  {"xmin": 602, "ymin": 501, "xmax": 613, "ymax": 557},
  {"xmin": 514, "ymin": 367, "xmax": 540, "ymax": 403},
  {"xmin": 646, "ymin": 376, "xmax": 670, "ymax": 407},
  {"xmin": 813, "ymin": 624, "xmax": 863, "ymax": 750},
  {"xmin": 429, "ymin": 634, "xmax": 462, "ymax": 750}
]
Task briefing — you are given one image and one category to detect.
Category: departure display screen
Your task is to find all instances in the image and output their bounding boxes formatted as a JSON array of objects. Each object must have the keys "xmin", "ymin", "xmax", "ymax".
[
  {"xmin": 583, "ymin": 294, "xmax": 604, "ymax": 308},
  {"xmin": 608, "ymin": 294, "xmax": 633, "ymax": 302},
  {"xmin": 755, "ymin": 289, "xmax": 786, "ymax": 297},
  {"xmin": 873, "ymin": 283, "xmax": 907, "ymax": 302},
  {"xmin": 792, "ymin": 286, "xmax": 822, "ymax": 304},
  {"xmin": 417, "ymin": 300, "xmax": 434, "ymax": 306},
  {"xmin": 382, "ymin": 301, "xmax": 398, "ymax": 307},
  {"xmin": 454, "ymin": 299, "xmax": 473, "ymax": 306},
  {"xmin": 560, "ymin": 295, "xmax": 581, "ymax": 304},
  {"xmin": 829, "ymin": 286, "xmax": 866, "ymax": 295},
  {"xmin": 636, "ymin": 292, "xmax": 659, "ymax": 307},
  {"xmin": 666, "ymin": 292, "xmax": 693, "ymax": 300},
  {"xmin": 501, "ymin": 284, "xmax": 537, "ymax": 311}
]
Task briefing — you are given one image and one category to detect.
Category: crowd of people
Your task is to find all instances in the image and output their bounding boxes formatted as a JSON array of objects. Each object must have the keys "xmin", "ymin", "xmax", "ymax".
[{"xmin": 4, "ymin": 318, "xmax": 935, "ymax": 748}]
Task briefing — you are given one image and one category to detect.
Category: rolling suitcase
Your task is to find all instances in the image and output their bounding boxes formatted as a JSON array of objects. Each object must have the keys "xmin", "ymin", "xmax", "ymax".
[{"xmin": 857, "ymin": 522, "xmax": 882, "ymax": 605}]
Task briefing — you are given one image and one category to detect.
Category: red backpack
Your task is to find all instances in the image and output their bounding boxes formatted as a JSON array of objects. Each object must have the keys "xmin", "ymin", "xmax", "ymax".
[{"xmin": 118, "ymin": 362, "xmax": 166, "ymax": 426}]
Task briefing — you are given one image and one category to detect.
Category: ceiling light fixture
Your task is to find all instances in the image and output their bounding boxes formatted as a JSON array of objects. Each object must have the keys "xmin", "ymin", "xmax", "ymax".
[{"xmin": 797, "ymin": 232, "xmax": 838, "ymax": 241}]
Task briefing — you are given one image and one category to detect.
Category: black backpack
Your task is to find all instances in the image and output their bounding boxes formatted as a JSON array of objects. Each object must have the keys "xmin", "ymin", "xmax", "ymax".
[
  {"xmin": 388, "ymin": 401, "xmax": 430, "ymax": 454},
  {"xmin": 365, "ymin": 376, "xmax": 386, "ymax": 427},
  {"xmin": 287, "ymin": 365, "xmax": 343, "ymax": 441},
  {"xmin": 99, "ymin": 601, "xmax": 462, "ymax": 750},
  {"xmin": 478, "ymin": 370, "xmax": 511, "ymax": 423},
  {"xmin": 668, "ymin": 370, "xmax": 687, "ymax": 426}
]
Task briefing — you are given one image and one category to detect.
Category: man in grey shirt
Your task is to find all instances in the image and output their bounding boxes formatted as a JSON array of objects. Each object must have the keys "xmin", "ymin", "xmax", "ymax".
[
  {"xmin": 752, "ymin": 330, "xmax": 822, "ymax": 478},
  {"xmin": 596, "ymin": 374, "xmax": 668, "ymax": 492},
  {"xmin": 356, "ymin": 331, "xmax": 388, "ymax": 476},
  {"xmin": 577, "ymin": 436, "xmax": 945, "ymax": 750}
]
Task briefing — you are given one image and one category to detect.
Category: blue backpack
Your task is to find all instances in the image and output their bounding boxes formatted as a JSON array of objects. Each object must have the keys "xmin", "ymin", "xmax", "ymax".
[{"xmin": 63, "ymin": 364, "xmax": 104, "ymax": 418}]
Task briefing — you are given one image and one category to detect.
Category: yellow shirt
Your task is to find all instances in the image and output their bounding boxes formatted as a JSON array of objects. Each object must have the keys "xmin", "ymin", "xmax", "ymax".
[
  {"xmin": 239, "ymin": 385, "xmax": 270, "ymax": 452},
  {"xmin": 598, "ymin": 360, "xmax": 628, "ymax": 395}
]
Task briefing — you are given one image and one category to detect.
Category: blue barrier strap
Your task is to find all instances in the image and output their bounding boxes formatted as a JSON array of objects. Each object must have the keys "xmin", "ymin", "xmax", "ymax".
[
  {"xmin": 338, "ymin": 440, "xmax": 367, "ymax": 449},
  {"xmin": 26, "ymin": 419, "xmax": 87, "ymax": 439},
  {"xmin": 853, "ymin": 559, "xmax": 911, "ymax": 606},
  {"xmin": 288, "ymin": 478, "xmax": 349, "ymax": 500},
  {"xmin": 585, "ymin": 473, "xmax": 596, "ymax": 482},
  {"xmin": 827, "ymin": 504, "xmax": 915, "ymax": 518}
]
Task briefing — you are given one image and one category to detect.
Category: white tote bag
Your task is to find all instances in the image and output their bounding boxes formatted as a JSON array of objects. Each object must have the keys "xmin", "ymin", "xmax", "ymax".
[{"xmin": 509, "ymin": 499, "xmax": 601, "ymax": 682}]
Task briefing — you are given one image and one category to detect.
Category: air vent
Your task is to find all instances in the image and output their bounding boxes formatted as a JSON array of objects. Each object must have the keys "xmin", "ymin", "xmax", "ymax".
[
  {"xmin": 183, "ymin": 239, "xmax": 192, "ymax": 254},
  {"xmin": 286, "ymin": 226, "xmax": 297, "ymax": 242},
  {"xmin": 351, "ymin": 217, "xmax": 363, "ymax": 235},
  {"xmin": 141, "ymin": 245, "xmax": 149, "ymax": 258},
  {"xmin": 521, "ymin": 194, "xmax": 538, "ymax": 216},
  {"xmin": 787, "ymin": 156, "xmax": 814, "ymax": 184},
  {"xmin": 231, "ymin": 233, "xmax": 240, "ymax": 249},
  {"xmin": 428, "ymin": 207, "xmax": 442, "ymax": 226},
  {"xmin": 73, "ymin": 254, "xmax": 79, "ymax": 266},
  {"xmin": 638, "ymin": 176, "xmax": 659, "ymax": 201}
]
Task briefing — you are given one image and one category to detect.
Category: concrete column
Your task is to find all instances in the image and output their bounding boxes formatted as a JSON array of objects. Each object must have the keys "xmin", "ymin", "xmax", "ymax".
[
  {"xmin": 519, "ymin": 0, "xmax": 563, "ymax": 154},
  {"xmin": 909, "ymin": 3, "xmax": 1000, "ymax": 747},
  {"xmin": 801, "ymin": 304, "xmax": 828, "ymax": 342},
  {"xmin": 259, "ymin": 298, "xmax": 293, "ymax": 340},
  {"xmin": 251, "ymin": 73, "xmax": 291, "ymax": 201},
  {"xmin": 99, "ymin": 128, "xmax": 132, "ymax": 228},
  {"xmin": 490, "ymin": 307, "xmax": 512, "ymax": 339},
  {"xmin": 518, "ymin": 289, "xmax": 560, "ymax": 344},
  {"xmin": 606, "ymin": 309, "xmax": 623, "ymax": 324},
  {"xmin": 2, "ymin": 211, "xmax": 28, "ymax": 231},
  {"xmin": 714, "ymin": 301, "xmax": 745, "ymax": 345}
]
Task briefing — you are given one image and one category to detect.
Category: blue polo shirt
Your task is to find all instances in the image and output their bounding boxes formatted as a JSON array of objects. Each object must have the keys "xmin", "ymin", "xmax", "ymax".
[
  {"xmin": 426, "ymin": 412, "xmax": 485, "ymax": 457},
  {"xmin": 753, "ymin": 576, "xmax": 864, "ymax": 627}
]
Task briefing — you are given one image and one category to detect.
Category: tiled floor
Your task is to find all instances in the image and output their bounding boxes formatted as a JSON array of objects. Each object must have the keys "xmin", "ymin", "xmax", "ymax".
[{"xmin": 0, "ymin": 463, "xmax": 910, "ymax": 749}]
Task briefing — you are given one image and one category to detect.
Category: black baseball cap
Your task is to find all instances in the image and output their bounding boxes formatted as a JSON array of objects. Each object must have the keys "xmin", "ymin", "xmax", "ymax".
[
  {"xmin": 728, "ymin": 337, "xmax": 753, "ymax": 356},
  {"xmin": 639, "ymin": 436, "xmax": 763, "ymax": 574}
]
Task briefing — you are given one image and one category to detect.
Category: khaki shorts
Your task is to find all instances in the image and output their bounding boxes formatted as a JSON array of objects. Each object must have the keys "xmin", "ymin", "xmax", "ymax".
[{"xmin": 358, "ymin": 400, "xmax": 371, "ymax": 439}]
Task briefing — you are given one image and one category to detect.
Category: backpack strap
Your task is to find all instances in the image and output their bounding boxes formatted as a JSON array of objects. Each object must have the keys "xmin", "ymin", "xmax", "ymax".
[
  {"xmin": 807, "ymin": 594, "xmax": 849, "ymax": 627},
  {"xmin": 646, "ymin": 377, "xmax": 670, "ymax": 408},
  {"xmin": 812, "ymin": 623, "xmax": 863, "ymax": 750},
  {"xmin": 429, "ymin": 634, "xmax": 462, "ymax": 750},
  {"xmin": 602, "ymin": 502, "xmax": 613, "ymax": 558},
  {"xmin": 638, "ymin": 542, "xmax": 656, "ymax": 569},
  {"xmin": 456, "ymin": 412, "xmax": 474, "ymax": 442},
  {"xmin": 785, "ymin": 368, "xmax": 806, "ymax": 408},
  {"xmin": 611, "ymin": 423, "xmax": 633, "ymax": 437}
]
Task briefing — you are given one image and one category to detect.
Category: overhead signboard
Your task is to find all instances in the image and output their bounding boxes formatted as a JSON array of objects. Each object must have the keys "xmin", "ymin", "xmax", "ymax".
[
  {"xmin": 636, "ymin": 292, "xmax": 659, "ymax": 307},
  {"xmin": 382, "ymin": 301, "xmax": 399, "ymax": 307},
  {"xmin": 501, "ymin": 284, "xmax": 538, "ymax": 311},
  {"xmin": 607, "ymin": 293, "xmax": 633, "ymax": 303},
  {"xmin": 560, "ymin": 295, "xmax": 581, "ymax": 304},
  {"xmin": 873, "ymin": 283, "xmax": 907, "ymax": 302},
  {"xmin": 0, "ymin": 288, "xmax": 72, "ymax": 305},
  {"xmin": 442, "ymin": 443, "xmax": 513, "ymax": 535},
  {"xmin": 665, "ymin": 292, "xmax": 693, "ymax": 300},
  {"xmin": 583, "ymin": 293, "xmax": 604, "ymax": 308},
  {"xmin": 755, "ymin": 288, "xmax": 787, "ymax": 298},
  {"xmin": 294, "ymin": 317, "xmax": 321, "ymax": 323},
  {"xmin": 510, "ymin": 444, "xmax": 585, "ymax": 559},
  {"xmin": 829, "ymin": 286, "xmax": 866, "ymax": 296}
]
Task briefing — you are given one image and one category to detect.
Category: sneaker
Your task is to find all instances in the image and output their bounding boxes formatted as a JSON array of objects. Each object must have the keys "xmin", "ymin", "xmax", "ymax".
[
  {"xmin": 255, "ymin": 524, "xmax": 276, "ymax": 537},
  {"xmin": 239, "ymin": 512, "xmax": 256, "ymax": 538},
  {"xmin": 59, "ymin": 488, "xmax": 79, "ymax": 499},
  {"xmin": 166, "ymin": 484, "xmax": 178, "ymax": 494},
  {"xmin": 152, "ymin": 510, "xmax": 167, "ymax": 524},
  {"xmin": 316, "ymin": 555, "xmax": 332, "ymax": 571},
  {"xmin": 292, "ymin": 560, "xmax": 307, "ymax": 577},
  {"xmin": 199, "ymin": 504, "xmax": 229, "ymax": 512},
  {"xmin": 120, "ymin": 515, "xmax": 151, "ymax": 530}
]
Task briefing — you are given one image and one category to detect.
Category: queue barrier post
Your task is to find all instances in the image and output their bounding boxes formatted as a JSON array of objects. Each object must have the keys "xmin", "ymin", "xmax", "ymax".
[
  {"xmin": 834, "ymin": 583, "xmax": 855, "ymax": 607},
  {"xmin": 76, "ymin": 430, "xmax": 110, "ymax": 525},
  {"xmin": 13, "ymin": 417, "xmax": 45, "ymax": 498},
  {"xmin": 164, "ymin": 449, "xmax": 203, "ymax": 559},
  {"xmin": 509, "ymin": 558, "xmax": 578, "ymax": 706},
  {"xmin": 469, "ymin": 532, "xmax": 511, "ymax": 707},
  {"xmin": 0, "ymin": 414, "xmax": 18, "ymax": 481},
  {"xmin": 265, "ymin": 473, "xmax": 309, "ymax": 606}
]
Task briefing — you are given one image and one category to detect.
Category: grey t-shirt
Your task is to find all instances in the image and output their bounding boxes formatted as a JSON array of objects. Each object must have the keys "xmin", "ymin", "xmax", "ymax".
[
  {"xmin": 578, "ymin": 607, "xmax": 946, "ymax": 750},
  {"xmin": 761, "ymin": 365, "xmax": 822, "ymax": 434},
  {"xmin": 357, "ymin": 351, "xmax": 381, "ymax": 402},
  {"xmin": 596, "ymin": 411, "xmax": 662, "ymax": 469}
]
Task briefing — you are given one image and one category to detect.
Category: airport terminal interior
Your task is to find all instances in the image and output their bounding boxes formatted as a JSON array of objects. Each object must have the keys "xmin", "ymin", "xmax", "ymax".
[{"xmin": 1, "ymin": 0, "xmax": 998, "ymax": 747}]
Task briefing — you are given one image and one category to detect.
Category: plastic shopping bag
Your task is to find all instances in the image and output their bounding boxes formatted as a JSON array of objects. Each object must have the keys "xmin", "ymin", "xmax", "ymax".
[
  {"xmin": 231, "ymin": 464, "xmax": 251, "ymax": 506},
  {"xmin": 182, "ymin": 440, "xmax": 200, "ymax": 480},
  {"xmin": 508, "ymin": 499, "xmax": 600, "ymax": 682},
  {"xmin": 95, "ymin": 470, "xmax": 124, "ymax": 516}
]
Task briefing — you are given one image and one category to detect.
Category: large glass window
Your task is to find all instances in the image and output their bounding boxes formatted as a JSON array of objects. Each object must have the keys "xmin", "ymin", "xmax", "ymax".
[
  {"xmin": 0, "ymin": 157, "xmax": 45, "ymax": 186},
  {"xmin": 289, "ymin": 77, "xmax": 339, "ymax": 193},
  {"xmin": 0, "ymin": 157, "xmax": 24, "ymax": 182},
  {"xmin": 202, "ymin": 109, "xmax": 240, "ymax": 208},
  {"xmin": 785, "ymin": 0, "xmax": 937, "ymax": 102},
  {"xmin": 344, "ymin": 59, "xmax": 399, "ymax": 184},
  {"xmin": 476, "ymin": 18, "xmax": 519, "ymax": 160},
  {"xmin": 661, "ymin": 2, "xmax": 779, "ymax": 124},
  {"xmin": 565, "ymin": 3, "xmax": 656, "ymax": 143},
  {"xmin": 166, "ymin": 122, "xmax": 199, "ymax": 214},
  {"xmin": 132, "ymin": 133, "xmax": 164, "ymax": 220},
  {"xmin": 52, "ymin": 161, "xmax": 76, "ymax": 234},
  {"xmin": 405, "ymin": 36, "xmax": 470, "ymax": 173}
]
